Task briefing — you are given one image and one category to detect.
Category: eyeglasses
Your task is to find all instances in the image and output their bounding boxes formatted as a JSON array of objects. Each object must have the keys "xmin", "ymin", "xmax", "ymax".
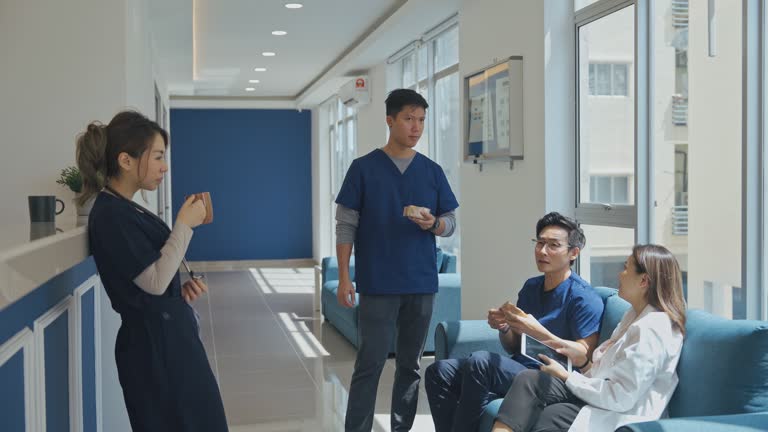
[{"xmin": 532, "ymin": 239, "xmax": 570, "ymax": 252}]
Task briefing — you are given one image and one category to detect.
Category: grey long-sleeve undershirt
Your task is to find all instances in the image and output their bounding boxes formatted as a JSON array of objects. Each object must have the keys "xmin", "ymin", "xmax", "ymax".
[
  {"xmin": 133, "ymin": 222, "xmax": 192, "ymax": 295},
  {"xmin": 335, "ymin": 151, "xmax": 457, "ymax": 244}
]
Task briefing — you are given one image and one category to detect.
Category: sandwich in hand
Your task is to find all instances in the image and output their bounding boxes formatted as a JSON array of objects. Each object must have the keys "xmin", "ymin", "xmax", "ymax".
[{"xmin": 403, "ymin": 205, "xmax": 430, "ymax": 219}]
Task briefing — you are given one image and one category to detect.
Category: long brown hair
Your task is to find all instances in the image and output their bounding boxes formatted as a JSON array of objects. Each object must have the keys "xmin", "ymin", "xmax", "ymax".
[
  {"xmin": 75, "ymin": 111, "xmax": 168, "ymax": 206},
  {"xmin": 632, "ymin": 244, "xmax": 687, "ymax": 335}
]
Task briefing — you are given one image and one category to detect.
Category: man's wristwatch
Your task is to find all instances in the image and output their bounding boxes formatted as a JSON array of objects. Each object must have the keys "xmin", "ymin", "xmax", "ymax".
[{"xmin": 430, "ymin": 217, "xmax": 441, "ymax": 231}]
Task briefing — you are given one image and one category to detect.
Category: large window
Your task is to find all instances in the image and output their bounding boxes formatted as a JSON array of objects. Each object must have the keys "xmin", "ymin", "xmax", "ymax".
[
  {"xmin": 580, "ymin": 225, "xmax": 635, "ymax": 289},
  {"xmin": 575, "ymin": 2, "xmax": 636, "ymax": 286},
  {"xmin": 651, "ymin": 0, "xmax": 743, "ymax": 319},
  {"xmin": 577, "ymin": 5, "xmax": 635, "ymax": 210},
  {"xmin": 575, "ymin": 0, "xmax": 755, "ymax": 319},
  {"xmin": 326, "ymin": 98, "xmax": 357, "ymax": 246},
  {"xmin": 387, "ymin": 18, "xmax": 461, "ymax": 255},
  {"xmin": 761, "ymin": 0, "xmax": 768, "ymax": 320}
]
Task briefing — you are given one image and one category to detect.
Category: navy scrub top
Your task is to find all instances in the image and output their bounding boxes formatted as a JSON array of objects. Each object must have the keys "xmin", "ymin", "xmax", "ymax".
[
  {"xmin": 88, "ymin": 191, "xmax": 228, "ymax": 432},
  {"xmin": 88, "ymin": 192, "xmax": 182, "ymax": 312},
  {"xmin": 336, "ymin": 149, "xmax": 459, "ymax": 295},
  {"xmin": 513, "ymin": 272, "xmax": 604, "ymax": 368}
]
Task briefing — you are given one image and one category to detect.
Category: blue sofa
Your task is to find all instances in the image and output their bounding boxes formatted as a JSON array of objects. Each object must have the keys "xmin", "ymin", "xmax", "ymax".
[
  {"xmin": 321, "ymin": 250, "xmax": 461, "ymax": 353},
  {"xmin": 435, "ymin": 287, "xmax": 768, "ymax": 432}
]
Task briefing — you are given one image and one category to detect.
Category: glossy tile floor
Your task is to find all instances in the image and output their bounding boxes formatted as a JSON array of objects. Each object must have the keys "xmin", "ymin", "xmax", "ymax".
[{"xmin": 192, "ymin": 267, "xmax": 437, "ymax": 432}]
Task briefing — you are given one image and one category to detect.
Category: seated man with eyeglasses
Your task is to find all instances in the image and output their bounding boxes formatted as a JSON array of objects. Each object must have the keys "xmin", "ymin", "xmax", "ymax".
[{"xmin": 425, "ymin": 212, "xmax": 604, "ymax": 432}]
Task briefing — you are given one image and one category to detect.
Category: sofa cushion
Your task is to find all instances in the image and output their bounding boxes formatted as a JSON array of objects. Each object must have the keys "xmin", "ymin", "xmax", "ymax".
[
  {"xmin": 593, "ymin": 287, "xmax": 632, "ymax": 344},
  {"xmin": 668, "ymin": 310, "xmax": 768, "ymax": 417},
  {"xmin": 616, "ymin": 412, "xmax": 768, "ymax": 432}
]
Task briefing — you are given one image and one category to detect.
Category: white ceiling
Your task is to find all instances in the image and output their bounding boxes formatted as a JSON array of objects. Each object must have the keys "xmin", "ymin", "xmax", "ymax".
[{"xmin": 150, "ymin": 0, "xmax": 459, "ymax": 102}]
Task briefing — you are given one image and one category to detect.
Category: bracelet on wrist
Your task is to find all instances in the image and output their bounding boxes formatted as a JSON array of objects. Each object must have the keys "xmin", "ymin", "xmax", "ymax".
[
  {"xmin": 575, "ymin": 358, "xmax": 590, "ymax": 369},
  {"xmin": 499, "ymin": 326, "xmax": 511, "ymax": 334}
]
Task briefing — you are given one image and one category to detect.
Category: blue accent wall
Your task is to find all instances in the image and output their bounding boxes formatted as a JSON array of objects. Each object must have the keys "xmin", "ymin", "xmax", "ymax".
[
  {"xmin": 0, "ymin": 351, "xmax": 26, "ymax": 431},
  {"xmin": 170, "ymin": 109, "xmax": 313, "ymax": 261}
]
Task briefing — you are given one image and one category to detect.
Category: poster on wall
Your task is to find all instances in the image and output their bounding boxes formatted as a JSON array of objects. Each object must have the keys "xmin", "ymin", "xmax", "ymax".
[
  {"xmin": 495, "ymin": 76, "xmax": 510, "ymax": 150},
  {"xmin": 463, "ymin": 56, "xmax": 524, "ymax": 162},
  {"xmin": 468, "ymin": 96, "xmax": 485, "ymax": 148}
]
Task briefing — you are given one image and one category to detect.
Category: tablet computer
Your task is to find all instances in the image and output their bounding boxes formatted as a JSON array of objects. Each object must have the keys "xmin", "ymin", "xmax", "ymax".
[{"xmin": 520, "ymin": 333, "xmax": 572, "ymax": 372}]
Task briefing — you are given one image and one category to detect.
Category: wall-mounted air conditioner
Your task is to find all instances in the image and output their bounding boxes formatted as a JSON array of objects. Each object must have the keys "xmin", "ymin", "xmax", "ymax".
[{"xmin": 339, "ymin": 76, "xmax": 370, "ymax": 107}]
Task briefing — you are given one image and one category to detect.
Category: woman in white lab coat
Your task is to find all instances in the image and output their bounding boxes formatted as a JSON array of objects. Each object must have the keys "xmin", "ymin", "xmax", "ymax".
[{"xmin": 491, "ymin": 244, "xmax": 687, "ymax": 432}]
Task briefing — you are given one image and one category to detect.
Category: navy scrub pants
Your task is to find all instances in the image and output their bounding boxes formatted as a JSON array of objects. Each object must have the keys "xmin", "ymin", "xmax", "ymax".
[
  {"xmin": 424, "ymin": 350, "xmax": 528, "ymax": 432},
  {"xmin": 116, "ymin": 296, "xmax": 228, "ymax": 432}
]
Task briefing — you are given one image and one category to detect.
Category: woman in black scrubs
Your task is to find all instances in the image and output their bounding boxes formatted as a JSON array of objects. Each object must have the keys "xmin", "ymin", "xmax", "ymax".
[{"xmin": 76, "ymin": 111, "xmax": 228, "ymax": 431}]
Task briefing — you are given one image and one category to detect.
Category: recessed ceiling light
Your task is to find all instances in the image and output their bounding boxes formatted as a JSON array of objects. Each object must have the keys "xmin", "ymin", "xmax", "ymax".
[
  {"xmin": 262, "ymin": 52, "xmax": 276, "ymax": 57},
  {"xmin": 248, "ymin": 79, "xmax": 260, "ymax": 84},
  {"xmin": 285, "ymin": 3, "xmax": 303, "ymax": 9},
  {"xmin": 254, "ymin": 67, "xmax": 267, "ymax": 72},
  {"xmin": 272, "ymin": 30, "xmax": 287, "ymax": 36},
  {"xmin": 245, "ymin": 87, "xmax": 256, "ymax": 91}
]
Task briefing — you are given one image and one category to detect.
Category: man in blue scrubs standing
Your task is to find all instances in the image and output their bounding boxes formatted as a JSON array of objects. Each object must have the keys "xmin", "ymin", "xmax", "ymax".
[{"xmin": 335, "ymin": 88, "xmax": 459, "ymax": 432}]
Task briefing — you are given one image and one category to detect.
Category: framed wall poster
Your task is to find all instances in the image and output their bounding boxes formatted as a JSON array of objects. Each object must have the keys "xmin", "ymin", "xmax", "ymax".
[{"xmin": 464, "ymin": 56, "xmax": 524, "ymax": 163}]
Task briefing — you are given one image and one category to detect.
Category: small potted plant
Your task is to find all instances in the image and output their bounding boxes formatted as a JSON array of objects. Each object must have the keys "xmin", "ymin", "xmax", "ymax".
[
  {"xmin": 56, "ymin": 166, "xmax": 93, "ymax": 220},
  {"xmin": 56, "ymin": 166, "xmax": 82, "ymax": 193}
]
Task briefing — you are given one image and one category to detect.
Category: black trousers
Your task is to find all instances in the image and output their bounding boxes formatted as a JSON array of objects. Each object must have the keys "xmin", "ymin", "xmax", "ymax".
[
  {"xmin": 344, "ymin": 293, "xmax": 435, "ymax": 432},
  {"xmin": 495, "ymin": 370, "xmax": 585, "ymax": 432}
]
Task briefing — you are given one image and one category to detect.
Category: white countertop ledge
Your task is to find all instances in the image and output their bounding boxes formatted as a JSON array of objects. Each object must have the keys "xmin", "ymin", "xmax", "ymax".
[{"xmin": 0, "ymin": 225, "xmax": 89, "ymax": 310}]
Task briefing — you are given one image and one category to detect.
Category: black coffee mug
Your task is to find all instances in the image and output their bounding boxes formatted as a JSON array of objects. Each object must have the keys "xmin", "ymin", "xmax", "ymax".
[
  {"xmin": 28, "ymin": 196, "xmax": 65, "ymax": 223},
  {"xmin": 29, "ymin": 222, "xmax": 61, "ymax": 240}
]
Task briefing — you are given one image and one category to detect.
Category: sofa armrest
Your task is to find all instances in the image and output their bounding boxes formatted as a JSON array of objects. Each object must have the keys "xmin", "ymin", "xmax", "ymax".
[
  {"xmin": 616, "ymin": 412, "xmax": 768, "ymax": 432},
  {"xmin": 434, "ymin": 319, "xmax": 507, "ymax": 361},
  {"xmin": 321, "ymin": 256, "xmax": 355, "ymax": 285},
  {"xmin": 321, "ymin": 257, "xmax": 338, "ymax": 285},
  {"xmin": 441, "ymin": 252, "xmax": 457, "ymax": 274}
]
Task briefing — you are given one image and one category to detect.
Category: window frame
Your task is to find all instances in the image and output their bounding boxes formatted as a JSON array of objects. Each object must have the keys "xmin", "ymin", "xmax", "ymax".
[
  {"xmin": 576, "ymin": 0, "xmax": 767, "ymax": 319},
  {"xmin": 387, "ymin": 17, "xmax": 459, "ymax": 160},
  {"xmin": 745, "ymin": 0, "xmax": 766, "ymax": 319},
  {"xmin": 386, "ymin": 16, "xmax": 461, "ymax": 255},
  {"xmin": 761, "ymin": 0, "xmax": 768, "ymax": 320},
  {"xmin": 574, "ymin": 0, "xmax": 643, "ymax": 232},
  {"xmin": 325, "ymin": 97, "xmax": 357, "ymax": 247}
]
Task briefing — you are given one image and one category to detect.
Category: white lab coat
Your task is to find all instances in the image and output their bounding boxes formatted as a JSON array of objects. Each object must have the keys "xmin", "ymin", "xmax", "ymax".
[{"xmin": 565, "ymin": 304, "xmax": 684, "ymax": 431}]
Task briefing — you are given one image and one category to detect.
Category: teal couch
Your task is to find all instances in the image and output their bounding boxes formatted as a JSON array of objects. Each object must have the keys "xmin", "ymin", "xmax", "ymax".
[
  {"xmin": 435, "ymin": 287, "xmax": 768, "ymax": 432},
  {"xmin": 321, "ymin": 250, "xmax": 461, "ymax": 353}
]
